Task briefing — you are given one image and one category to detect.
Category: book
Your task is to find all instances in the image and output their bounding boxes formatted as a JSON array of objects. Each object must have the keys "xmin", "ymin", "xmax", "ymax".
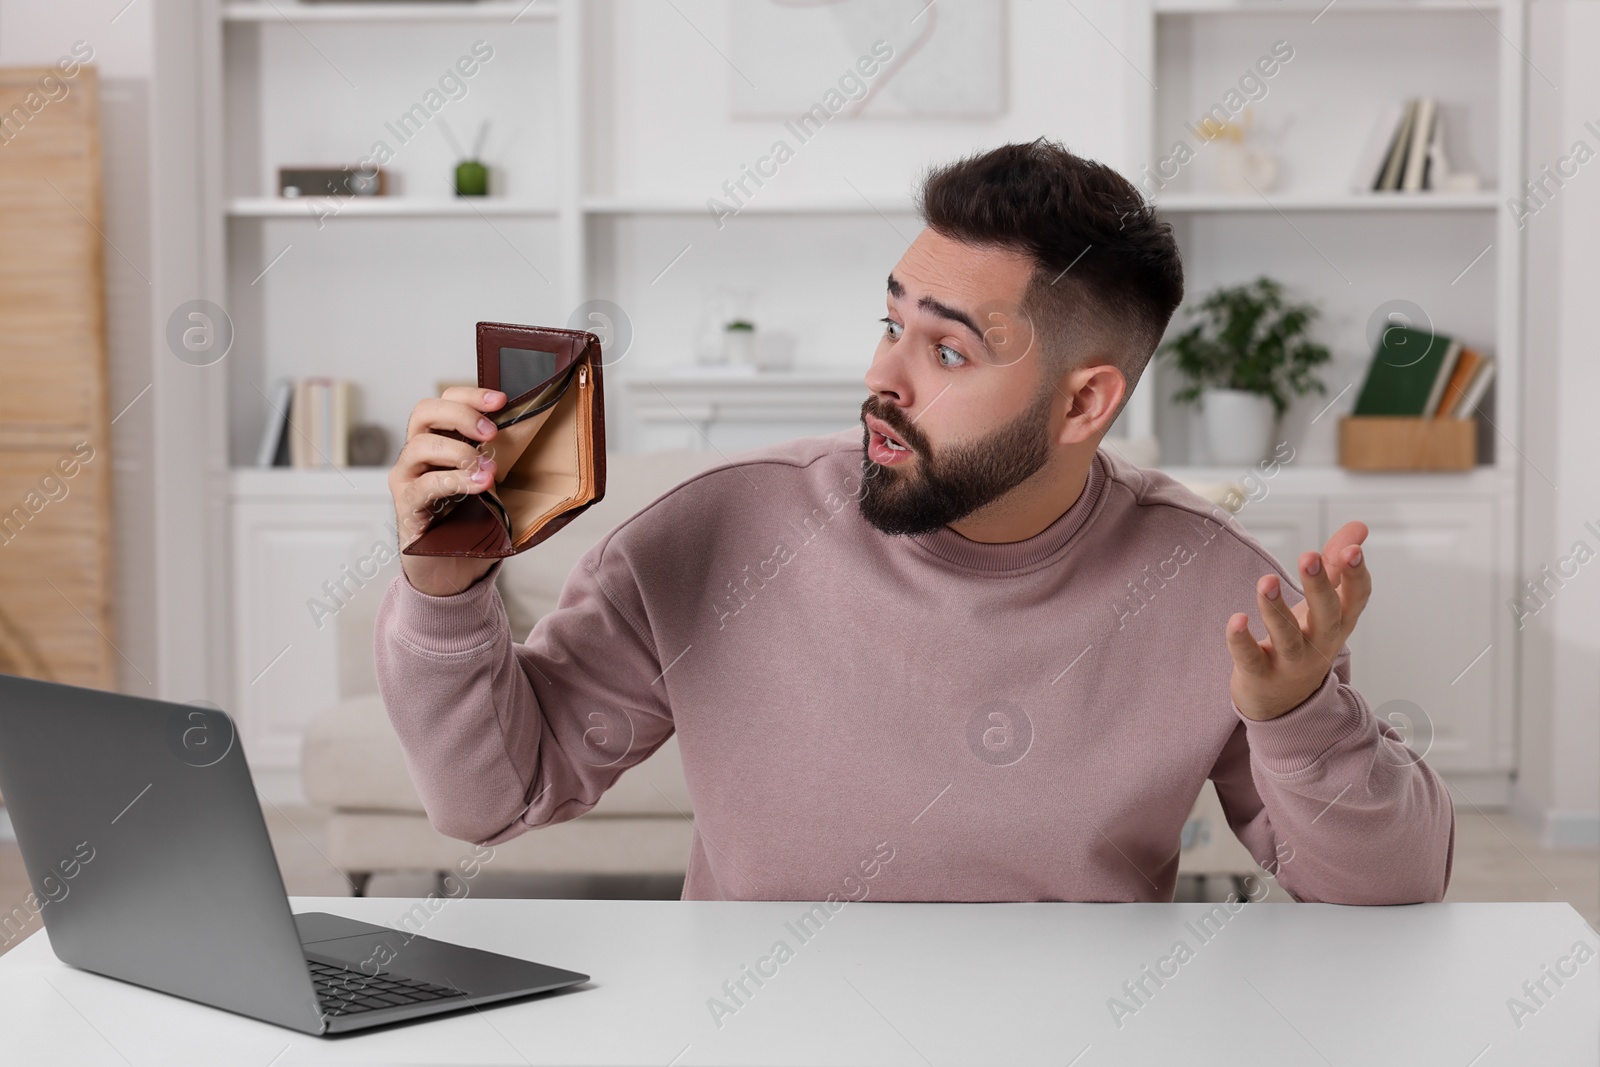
[
  {"xmin": 289, "ymin": 379, "xmax": 310, "ymax": 468},
  {"xmin": 1420, "ymin": 334, "xmax": 1462, "ymax": 416},
  {"xmin": 1451, "ymin": 356, "xmax": 1496, "ymax": 418},
  {"xmin": 331, "ymin": 380, "xmax": 351, "ymax": 467},
  {"xmin": 1402, "ymin": 97, "xmax": 1437, "ymax": 193},
  {"xmin": 1435, "ymin": 347, "xmax": 1485, "ymax": 417},
  {"xmin": 1354, "ymin": 102, "xmax": 1406, "ymax": 193},
  {"xmin": 254, "ymin": 379, "xmax": 293, "ymax": 468},
  {"xmin": 282, "ymin": 377, "xmax": 354, "ymax": 468},
  {"xmin": 1352, "ymin": 325, "xmax": 1460, "ymax": 416},
  {"xmin": 1377, "ymin": 99, "xmax": 1416, "ymax": 192},
  {"xmin": 314, "ymin": 378, "xmax": 330, "ymax": 468}
]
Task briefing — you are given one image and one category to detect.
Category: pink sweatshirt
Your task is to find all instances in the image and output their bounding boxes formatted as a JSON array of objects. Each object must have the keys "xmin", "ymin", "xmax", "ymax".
[{"xmin": 374, "ymin": 429, "xmax": 1455, "ymax": 905}]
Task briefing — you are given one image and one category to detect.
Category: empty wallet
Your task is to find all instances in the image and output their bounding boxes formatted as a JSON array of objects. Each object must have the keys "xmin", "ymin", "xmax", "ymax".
[{"xmin": 401, "ymin": 321, "xmax": 606, "ymax": 559}]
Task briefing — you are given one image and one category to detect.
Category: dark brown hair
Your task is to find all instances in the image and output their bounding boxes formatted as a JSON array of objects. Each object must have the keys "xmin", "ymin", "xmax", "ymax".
[{"xmin": 914, "ymin": 138, "xmax": 1184, "ymax": 415}]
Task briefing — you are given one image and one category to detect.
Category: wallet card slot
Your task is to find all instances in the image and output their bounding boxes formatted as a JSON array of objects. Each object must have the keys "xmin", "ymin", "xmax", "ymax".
[
  {"xmin": 478, "ymin": 487, "xmax": 512, "ymax": 537},
  {"xmin": 493, "ymin": 363, "xmax": 576, "ymax": 430},
  {"xmin": 497, "ymin": 345, "xmax": 564, "ymax": 404}
]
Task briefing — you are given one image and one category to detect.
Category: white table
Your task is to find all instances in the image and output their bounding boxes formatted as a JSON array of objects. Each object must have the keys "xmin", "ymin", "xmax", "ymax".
[{"xmin": 1, "ymin": 897, "xmax": 1595, "ymax": 1065}]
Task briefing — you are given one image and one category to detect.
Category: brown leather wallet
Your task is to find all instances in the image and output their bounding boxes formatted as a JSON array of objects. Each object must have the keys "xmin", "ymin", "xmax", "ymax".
[{"xmin": 401, "ymin": 321, "xmax": 606, "ymax": 559}]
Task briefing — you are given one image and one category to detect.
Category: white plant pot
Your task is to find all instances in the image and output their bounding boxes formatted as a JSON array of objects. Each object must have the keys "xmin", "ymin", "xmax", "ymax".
[
  {"xmin": 1201, "ymin": 388, "xmax": 1276, "ymax": 466},
  {"xmin": 723, "ymin": 329, "xmax": 757, "ymax": 366}
]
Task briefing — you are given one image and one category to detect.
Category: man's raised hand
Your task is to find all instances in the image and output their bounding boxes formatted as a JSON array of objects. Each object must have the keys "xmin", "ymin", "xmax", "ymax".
[
  {"xmin": 1226, "ymin": 521, "xmax": 1372, "ymax": 721},
  {"xmin": 389, "ymin": 386, "xmax": 505, "ymax": 597}
]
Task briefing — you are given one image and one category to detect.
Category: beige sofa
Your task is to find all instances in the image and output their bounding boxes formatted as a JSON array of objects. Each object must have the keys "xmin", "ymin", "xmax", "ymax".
[{"xmin": 302, "ymin": 441, "xmax": 1257, "ymax": 895}]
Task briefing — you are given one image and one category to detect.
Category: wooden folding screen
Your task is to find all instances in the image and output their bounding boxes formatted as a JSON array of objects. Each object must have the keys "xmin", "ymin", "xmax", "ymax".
[{"xmin": 0, "ymin": 66, "xmax": 113, "ymax": 688}]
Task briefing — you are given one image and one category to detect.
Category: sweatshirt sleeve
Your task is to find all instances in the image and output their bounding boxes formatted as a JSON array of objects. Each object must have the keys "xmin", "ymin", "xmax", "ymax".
[
  {"xmin": 1207, "ymin": 643, "xmax": 1456, "ymax": 905},
  {"xmin": 371, "ymin": 540, "xmax": 675, "ymax": 847}
]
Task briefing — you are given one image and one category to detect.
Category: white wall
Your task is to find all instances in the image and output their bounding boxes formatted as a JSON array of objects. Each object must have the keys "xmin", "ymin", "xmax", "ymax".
[
  {"xmin": 0, "ymin": 0, "xmax": 158, "ymax": 700},
  {"xmin": 1516, "ymin": 0, "xmax": 1600, "ymax": 847}
]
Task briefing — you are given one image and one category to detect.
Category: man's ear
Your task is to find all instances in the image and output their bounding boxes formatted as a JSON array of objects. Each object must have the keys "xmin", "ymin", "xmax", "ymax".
[{"xmin": 1054, "ymin": 361, "xmax": 1126, "ymax": 446}]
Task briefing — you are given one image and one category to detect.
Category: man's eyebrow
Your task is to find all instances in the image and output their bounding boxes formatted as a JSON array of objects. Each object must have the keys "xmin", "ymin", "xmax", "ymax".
[{"xmin": 885, "ymin": 272, "xmax": 984, "ymax": 342}]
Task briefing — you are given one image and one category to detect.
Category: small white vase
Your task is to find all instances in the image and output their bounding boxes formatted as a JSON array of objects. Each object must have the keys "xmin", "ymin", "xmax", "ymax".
[
  {"xmin": 723, "ymin": 328, "xmax": 757, "ymax": 366},
  {"xmin": 1213, "ymin": 142, "xmax": 1279, "ymax": 195},
  {"xmin": 1201, "ymin": 388, "xmax": 1276, "ymax": 466}
]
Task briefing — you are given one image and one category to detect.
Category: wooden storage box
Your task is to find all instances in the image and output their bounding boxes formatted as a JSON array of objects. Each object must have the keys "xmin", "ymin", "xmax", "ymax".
[{"xmin": 1338, "ymin": 416, "xmax": 1476, "ymax": 471}]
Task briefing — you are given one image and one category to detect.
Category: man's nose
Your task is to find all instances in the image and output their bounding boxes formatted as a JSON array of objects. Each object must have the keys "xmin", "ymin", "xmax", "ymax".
[{"xmin": 864, "ymin": 345, "xmax": 912, "ymax": 408}]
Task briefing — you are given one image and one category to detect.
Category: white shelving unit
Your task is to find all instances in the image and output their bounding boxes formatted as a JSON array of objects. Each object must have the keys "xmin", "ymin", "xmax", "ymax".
[
  {"xmin": 1123, "ymin": 0, "xmax": 1523, "ymax": 465},
  {"xmin": 580, "ymin": 196, "xmax": 918, "ymax": 215},
  {"xmin": 1153, "ymin": 0, "xmax": 1492, "ymax": 13},
  {"xmin": 204, "ymin": 0, "xmax": 576, "ymax": 791},
  {"xmin": 1152, "ymin": 191, "xmax": 1499, "ymax": 212},
  {"xmin": 227, "ymin": 196, "xmax": 558, "ymax": 217},
  {"xmin": 221, "ymin": 1, "xmax": 557, "ymax": 23},
  {"xmin": 192, "ymin": 0, "xmax": 1526, "ymax": 802},
  {"xmin": 1123, "ymin": 0, "xmax": 1525, "ymax": 798}
]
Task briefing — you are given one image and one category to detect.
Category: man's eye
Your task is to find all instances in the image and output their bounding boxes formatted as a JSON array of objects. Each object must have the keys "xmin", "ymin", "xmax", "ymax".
[
  {"xmin": 936, "ymin": 344, "xmax": 965, "ymax": 368},
  {"xmin": 879, "ymin": 316, "xmax": 902, "ymax": 340}
]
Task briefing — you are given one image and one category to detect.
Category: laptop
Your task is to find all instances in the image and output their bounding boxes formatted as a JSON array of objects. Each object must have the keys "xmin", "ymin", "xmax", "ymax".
[{"xmin": 0, "ymin": 673, "xmax": 589, "ymax": 1035}]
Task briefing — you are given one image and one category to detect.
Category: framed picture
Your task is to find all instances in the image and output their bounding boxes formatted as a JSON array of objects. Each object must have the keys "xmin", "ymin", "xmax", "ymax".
[{"xmin": 728, "ymin": 0, "xmax": 1006, "ymax": 119}]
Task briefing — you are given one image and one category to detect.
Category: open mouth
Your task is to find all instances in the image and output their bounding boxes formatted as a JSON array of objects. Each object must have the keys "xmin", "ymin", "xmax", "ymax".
[{"xmin": 866, "ymin": 415, "xmax": 915, "ymax": 465}]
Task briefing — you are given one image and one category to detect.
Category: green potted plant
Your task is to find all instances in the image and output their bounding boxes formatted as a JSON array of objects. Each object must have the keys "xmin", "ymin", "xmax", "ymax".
[
  {"xmin": 723, "ymin": 318, "xmax": 757, "ymax": 366},
  {"xmin": 1159, "ymin": 275, "xmax": 1330, "ymax": 465}
]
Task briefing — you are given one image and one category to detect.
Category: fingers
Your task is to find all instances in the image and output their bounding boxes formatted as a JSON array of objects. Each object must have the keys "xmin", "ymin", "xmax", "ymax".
[
  {"xmin": 442, "ymin": 385, "xmax": 507, "ymax": 413},
  {"xmin": 389, "ymin": 388, "xmax": 509, "ymax": 556},
  {"xmin": 1225, "ymin": 612, "xmax": 1270, "ymax": 675},
  {"xmin": 1298, "ymin": 550, "xmax": 1342, "ymax": 639},
  {"xmin": 1335, "ymin": 543, "xmax": 1372, "ymax": 629},
  {"xmin": 409, "ymin": 466, "xmax": 492, "ymax": 510},
  {"xmin": 405, "ymin": 389, "xmax": 505, "ymax": 446},
  {"xmin": 393, "ymin": 460, "xmax": 495, "ymax": 531},
  {"xmin": 393, "ymin": 429, "xmax": 494, "ymax": 485},
  {"xmin": 1255, "ymin": 573, "xmax": 1307, "ymax": 660},
  {"xmin": 392, "ymin": 388, "xmax": 506, "ymax": 523},
  {"xmin": 1322, "ymin": 520, "xmax": 1369, "ymax": 588}
]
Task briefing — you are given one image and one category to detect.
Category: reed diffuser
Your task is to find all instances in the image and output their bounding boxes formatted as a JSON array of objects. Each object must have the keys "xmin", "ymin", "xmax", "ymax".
[{"xmin": 439, "ymin": 118, "xmax": 491, "ymax": 197}]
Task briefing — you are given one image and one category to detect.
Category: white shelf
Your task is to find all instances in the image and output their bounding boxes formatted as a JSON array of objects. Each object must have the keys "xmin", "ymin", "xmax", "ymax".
[
  {"xmin": 1155, "ymin": 463, "xmax": 1510, "ymax": 494},
  {"xmin": 1154, "ymin": 191, "xmax": 1498, "ymax": 212},
  {"xmin": 222, "ymin": 1, "xmax": 556, "ymax": 23},
  {"xmin": 1154, "ymin": 0, "xmax": 1495, "ymax": 14},
  {"xmin": 227, "ymin": 197, "xmax": 558, "ymax": 218},
  {"xmin": 226, "ymin": 466, "xmax": 391, "ymax": 498},
  {"xmin": 582, "ymin": 196, "xmax": 918, "ymax": 216},
  {"xmin": 630, "ymin": 370, "xmax": 863, "ymax": 386}
]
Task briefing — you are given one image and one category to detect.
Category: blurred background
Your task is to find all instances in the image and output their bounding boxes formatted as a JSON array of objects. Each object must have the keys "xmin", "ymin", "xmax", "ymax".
[{"xmin": 0, "ymin": 0, "xmax": 1595, "ymax": 949}]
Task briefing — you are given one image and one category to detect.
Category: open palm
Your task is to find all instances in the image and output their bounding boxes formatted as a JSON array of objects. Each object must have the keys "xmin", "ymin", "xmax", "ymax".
[{"xmin": 1226, "ymin": 521, "xmax": 1372, "ymax": 721}]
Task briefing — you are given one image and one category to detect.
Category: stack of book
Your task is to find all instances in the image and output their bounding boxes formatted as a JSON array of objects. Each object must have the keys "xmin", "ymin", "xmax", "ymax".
[
  {"xmin": 1352, "ymin": 326, "xmax": 1495, "ymax": 419},
  {"xmin": 1341, "ymin": 323, "xmax": 1492, "ymax": 471},
  {"xmin": 1350, "ymin": 97, "xmax": 1480, "ymax": 194},
  {"xmin": 255, "ymin": 377, "xmax": 353, "ymax": 468}
]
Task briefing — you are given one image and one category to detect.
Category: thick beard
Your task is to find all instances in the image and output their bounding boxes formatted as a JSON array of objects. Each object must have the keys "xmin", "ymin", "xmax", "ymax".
[{"xmin": 858, "ymin": 386, "xmax": 1056, "ymax": 536}]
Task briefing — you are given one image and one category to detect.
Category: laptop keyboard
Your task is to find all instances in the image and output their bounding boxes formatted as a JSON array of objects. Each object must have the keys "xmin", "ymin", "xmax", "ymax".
[{"xmin": 307, "ymin": 958, "xmax": 470, "ymax": 1017}]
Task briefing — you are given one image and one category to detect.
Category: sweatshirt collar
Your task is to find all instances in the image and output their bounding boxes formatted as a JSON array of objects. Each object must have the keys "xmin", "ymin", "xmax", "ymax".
[{"xmin": 902, "ymin": 449, "xmax": 1108, "ymax": 573}]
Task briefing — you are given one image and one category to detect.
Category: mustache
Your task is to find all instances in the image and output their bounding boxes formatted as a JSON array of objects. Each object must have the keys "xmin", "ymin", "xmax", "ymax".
[{"xmin": 860, "ymin": 397, "xmax": 929, "ymax": 455}]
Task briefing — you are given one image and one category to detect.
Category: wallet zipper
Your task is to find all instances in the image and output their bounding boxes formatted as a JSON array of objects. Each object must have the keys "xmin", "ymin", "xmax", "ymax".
[
  {"xmin": 510, "ymin": 356, "xmax": 593, "ymax": 551},
  {"xmin": 576, "ymin": 360, "xmax": 591, "ymax": 497}
]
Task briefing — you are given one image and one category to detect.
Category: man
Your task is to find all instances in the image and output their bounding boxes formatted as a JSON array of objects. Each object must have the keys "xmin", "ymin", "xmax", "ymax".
[{"xmin": 376, "ymin": 139, "xmax": 1454, "ymax": 905}]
